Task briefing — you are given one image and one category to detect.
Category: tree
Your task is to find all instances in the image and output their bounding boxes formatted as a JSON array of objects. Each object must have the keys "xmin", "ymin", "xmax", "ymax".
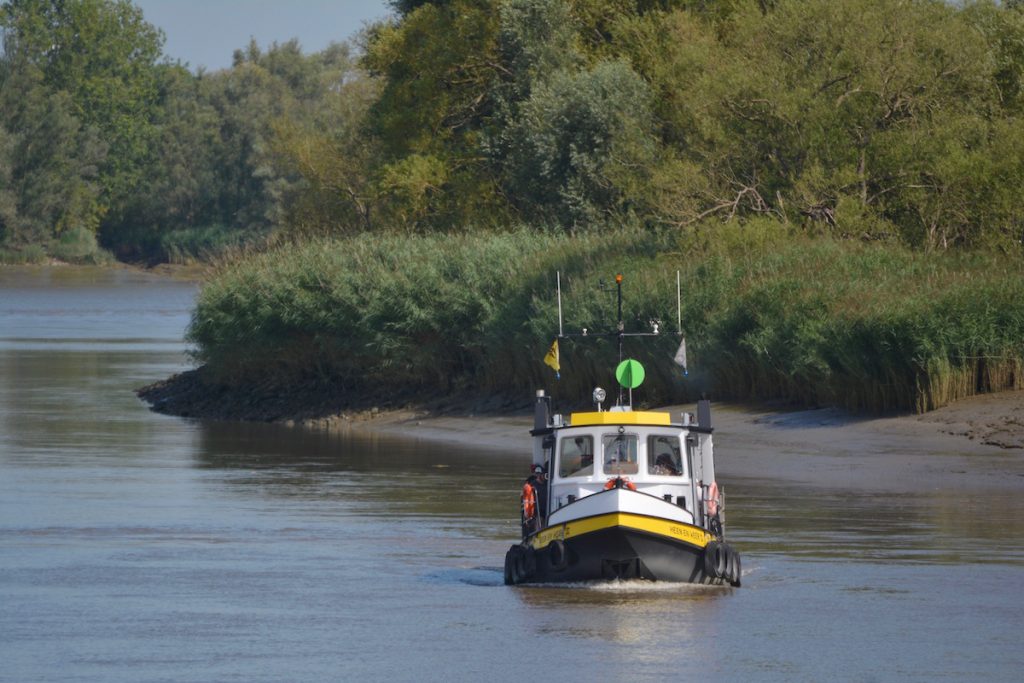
[
  {"xmin": 362, "ymin": 0, "xmax": 508, "ymax": 229},
  {"xmin": 614, "ymin": 0, "xmax": 1024, "ymax": 248},
  {"xmin": 270, "ymin": 42, "xmax": 383, "ymax": 236},
  {"xmin": 1, "ymin": 0, "xmax": 163, "ymax": 211},
  {"xmin": 497, "ymin": 60, "xmax": 656, "ymax": 228},
  {"xmin": 0, "ymin": 53, "xmax": 106, "ymax": 247}
]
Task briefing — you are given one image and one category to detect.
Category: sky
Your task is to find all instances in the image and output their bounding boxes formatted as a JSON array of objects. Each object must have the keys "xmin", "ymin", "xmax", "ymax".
[{"xmin": 133, "ymin": 0, "xmax": 394, "ymax": 72}]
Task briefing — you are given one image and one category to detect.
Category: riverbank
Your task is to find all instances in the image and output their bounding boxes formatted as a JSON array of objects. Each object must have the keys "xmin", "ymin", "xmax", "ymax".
[
  {"xmin": 0, "ymin": 259, "xmax": 208, "ymax": 282},
  {"xmin": 138, "ymin": 368, "xmax": 1024, "ymax": 494},
  {"xmin": 348, "ymin": 392, "xmax": 1024, "ymax": 493}
]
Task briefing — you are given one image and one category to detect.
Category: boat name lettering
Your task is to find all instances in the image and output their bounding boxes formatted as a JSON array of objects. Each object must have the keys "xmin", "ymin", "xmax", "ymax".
[
  {"xmin": 669, "ymin": 525, "xmax": 710, "ymax": 545},
  {"xmin": 533, "ymin": 525, "xmax": 566, "ymax": 548}
]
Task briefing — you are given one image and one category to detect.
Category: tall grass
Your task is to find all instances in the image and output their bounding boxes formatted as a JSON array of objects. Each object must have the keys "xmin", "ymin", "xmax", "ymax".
[
  {"xmin": 0, "ymin": 243, "xmax": 47, "ymax": 264},
  {"xmin": 159, "ymin": 226, "xmax": 257, "ymax": 264},
  {"xmin": 189, "ymin": 222, "xmax": 1024, "ymax": 413},
  {"xmin": 49, "ymin": 227, "xmax": 114, "ymax": 264},
  {"xmin": 686, "ymin": 220, "xmax": 1024, "ymax": 412},
  {"xmin": 189, "ymin": 227, "xmax": 676, "ymax": 402}
]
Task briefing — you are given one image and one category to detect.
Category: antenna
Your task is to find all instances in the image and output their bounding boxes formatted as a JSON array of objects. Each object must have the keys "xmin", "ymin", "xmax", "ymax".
[
  {"xmin": 676, "ymin": 270, "xmax": 682, "ymax": 336},
  {"xmin": 557, "ymin": 271, "xmax": 563, "ymax": 338},
  {"xmin": 553, "ymin": 273, "xmax": 660, "ymax": 408},
  {"xmin": 616, "ymin": 274, "xmax": 624, "ymax": 405}
]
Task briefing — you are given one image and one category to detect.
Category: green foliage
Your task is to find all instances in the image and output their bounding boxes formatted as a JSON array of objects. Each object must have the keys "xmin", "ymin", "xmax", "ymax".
[
  {"xmin": 1, "ymin": 0, "xmax": 165, "ymax": 227},
  {"xmin": 364, "ymin": 1, "xmax": 501, "ymax": 157},
  {"xmin": 497, "ymin": 0, "xmax": 580, "ymax": 103},
  {"xmin": 158, "ymin": 225, "xmax": 255, "ymax": 264},
  {"xmin": 188, "ymin": 226, "xmax": 1024, "ymax": 413},
  {"xmin": 269, "ymin": 44, "xmax": 381, "ymax": 237},
  {"xmin": 0, "ymin": 67, "xmax": 106, "ymax": 247},
  {"xmin": 0, "ymin": 242, "xmax": 45, "ymax": 263},
  {"xmin": 49, "ymin": 225, "xmax": 113, "ymax": 264},
  {"xmin": 496, "ymin": 60, "xmax": 656, "ymax": 228},
  {"xmin": 188, "ymin": 227, "xmax": 668, "ymax": 396},
  {"xmin": 361, "ymin": 0, "xmax": 506, "ymax": 230},
  {"xmin": 672, "ymin": 221, "xmax": 1024, "ymax": 412},
  {"xmin": 608, "ymin": 0, "xmax": 1024, "ymax": 248}
]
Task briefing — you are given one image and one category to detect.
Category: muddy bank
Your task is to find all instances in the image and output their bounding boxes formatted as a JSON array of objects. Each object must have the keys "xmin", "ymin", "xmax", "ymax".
[
  {"xmin": 137, "ymin": 367, "xmax": 532, "ymax": 424},
  {"xmin": 139, "ymin": 370, "xmax": 1024, "ymax": 494},
  {"xmin": 345, "ymin": 395, "xmax": 1024, "ymax": 494}
]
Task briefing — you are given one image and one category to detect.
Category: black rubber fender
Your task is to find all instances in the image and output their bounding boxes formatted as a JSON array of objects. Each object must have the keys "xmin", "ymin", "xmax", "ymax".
[
  {"xmin": 730, "ymin": 549, "xmax": 742, "ymax": 587},
  {"xmin": 504, "ymin": 545, "xmax": 518, "ymax": 585},
  {"xmin": 703, "ymin": 541, "xmax": 720, "ymax": 580},
  {"xmin": 715, "ymin": 542, "xmax": 729, "ymax": 579},
  {"xmin": 513, "ymin": 545, "xmax": 535, "ymax": 580},
  {"xmin": 548, "ymin": 539, "xmax": 568, "ymax": 572},
  {"xmin": 723, "ymin": 544, "xmax": 737, "ymax": 584}
]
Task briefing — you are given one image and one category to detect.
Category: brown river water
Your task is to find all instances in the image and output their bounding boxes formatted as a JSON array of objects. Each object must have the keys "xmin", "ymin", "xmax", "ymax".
[{"xmin": 1, "ymin": 266, "xmax": 1022, "ymax": 682}]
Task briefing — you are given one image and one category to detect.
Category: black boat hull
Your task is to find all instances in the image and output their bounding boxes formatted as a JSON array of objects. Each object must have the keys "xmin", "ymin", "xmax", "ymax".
[{"xmin": 504, "ymin": 522, "xmax": 741, "ymax": 586}]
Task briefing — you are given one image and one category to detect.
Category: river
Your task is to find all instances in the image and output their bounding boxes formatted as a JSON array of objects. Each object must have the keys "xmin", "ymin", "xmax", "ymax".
[{"xmin": 1, "ymin": 266, "xmax": 1022, "ymax": 682}]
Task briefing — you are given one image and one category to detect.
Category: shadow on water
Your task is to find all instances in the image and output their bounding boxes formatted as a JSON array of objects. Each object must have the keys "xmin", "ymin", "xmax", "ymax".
[{"xmin": 193, "ymin": 421, "xmax": 530, "ymax": 535}]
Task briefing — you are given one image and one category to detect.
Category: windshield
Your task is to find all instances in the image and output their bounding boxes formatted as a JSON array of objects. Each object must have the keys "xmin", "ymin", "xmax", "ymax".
[
  {"xmin": 648, "ymin": 434, "xmax": 684, "ymax": 476},
  {"xmin": 558, "ymin": 435, "xmax": 594, "ymax": 478},
  {"xmin": 602, "ymin": 434, "xmax": 638, "ymax": 475}
]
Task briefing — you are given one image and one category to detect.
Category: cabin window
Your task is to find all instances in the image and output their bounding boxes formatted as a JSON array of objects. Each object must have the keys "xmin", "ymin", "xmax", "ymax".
[
  {"xmin": 558, "ymin": 435, "xmax": 594, "ymax": 478},
  {"xmin": 602, "ymin": 434, "xmax": 638, "ymax": 475},
  {"xmin": 648, "ymin": 435, "xmax": 684, "ymax": 477}
]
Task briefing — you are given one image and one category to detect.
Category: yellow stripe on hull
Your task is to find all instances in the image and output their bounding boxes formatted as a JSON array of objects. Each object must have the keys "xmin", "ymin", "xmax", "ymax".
[{"xmin": 529, "ymin": 513, "xmax": 712, "ymax": 551}]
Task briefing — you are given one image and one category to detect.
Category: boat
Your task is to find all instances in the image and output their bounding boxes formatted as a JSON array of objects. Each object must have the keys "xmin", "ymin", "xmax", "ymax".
[{"xmin": 503, "ymin": 274, "xmax": 741, "ymax": 586}]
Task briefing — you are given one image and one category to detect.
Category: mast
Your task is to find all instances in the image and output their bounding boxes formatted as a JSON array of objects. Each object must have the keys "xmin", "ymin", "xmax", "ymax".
[
  {"xmin": 555, "ymin": 272, "xmax": 659, "ymax": 408},
  {"xmin": 616, "ymin": 274, "xmax": 624, "ymax": 406}
]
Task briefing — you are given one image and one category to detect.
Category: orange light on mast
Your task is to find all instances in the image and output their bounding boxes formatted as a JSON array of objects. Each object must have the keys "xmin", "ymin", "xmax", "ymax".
[{"xmin": 615, "ymin": 274, "xmax": 623, "ymax": 284}]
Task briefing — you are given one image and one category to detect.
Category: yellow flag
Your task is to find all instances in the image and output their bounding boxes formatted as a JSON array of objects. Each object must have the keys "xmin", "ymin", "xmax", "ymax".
[{"xmin": 543, "ymin": 339, "xmax": 560, "ymax": 373}]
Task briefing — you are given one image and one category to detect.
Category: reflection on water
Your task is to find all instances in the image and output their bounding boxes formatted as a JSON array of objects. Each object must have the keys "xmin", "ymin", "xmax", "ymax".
[
  {"xmin": 193, "ymin": 421, "xmax": 526, "ymax": 543},
  {"xmin": 730, "ymin": 477, "xmax": 1024, "ymax": 566},
  {"xmin": 2, "ymin": 266, "xmax": 1023, "ymax": 683}
]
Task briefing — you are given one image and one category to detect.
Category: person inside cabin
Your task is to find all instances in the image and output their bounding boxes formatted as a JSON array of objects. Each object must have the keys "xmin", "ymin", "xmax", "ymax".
[
  {"xmin": 654, "ymin": 454, "xmax": 680, "ymax": 476},
  {"xmin": 576, "ymin": 437, "xmax": 593, "ymax": 471},
  {"xmin": 648, "ymin": 436, "xmax": 683, "ymax": 476},
  {"xmin": 603, "ymin": 434, "xmax": 639, "ymax": 475}
]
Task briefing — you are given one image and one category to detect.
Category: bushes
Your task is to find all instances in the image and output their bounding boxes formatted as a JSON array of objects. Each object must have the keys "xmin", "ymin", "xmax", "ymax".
[
  {"xmin": 189, "ymin": 227, "xmax": 666, "ymax": 393},
  {"xmin": 49, "ymin": 226, "xmax": 114, "ymax": 265},
  {"xmin": 158, "ymin": 226, "xmax": 256, "ymax": 264},
  {"xmin": 189, "ymin": 224, "xmax": 1024, "ymax": 413},
  {"xmin": 688, "ymin": 228, "xmax": 1024, "ymax": 412}
]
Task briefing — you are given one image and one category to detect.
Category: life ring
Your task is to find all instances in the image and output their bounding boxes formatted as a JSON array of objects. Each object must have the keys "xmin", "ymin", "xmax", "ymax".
[
  {"xmin": 548, "ymin": 539, "xmax": 568, "ymax": 571},
  {"xmin": 703, "ymin": 541, "xmax": 720, "ymax": 580},
  {"xmin": 707, "ymin": 481, "xmax": 720, "ymax": 517},
  {"xmin": 604, "ymin": 477, "xmax": 637, "ymax": 491},
  {"xmin": 521, "ymin": 482, "xmax": 536, "ymax": 520}
]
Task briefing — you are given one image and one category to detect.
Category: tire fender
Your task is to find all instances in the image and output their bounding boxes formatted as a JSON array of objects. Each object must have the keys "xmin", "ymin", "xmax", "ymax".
[
  {"xmin": 723, "ymin": 544, "xmax": 737, "ymax": 584},
  {"xmin": 714, "ymin": 542, "xmax": 728, "ymax": 579},
  {"xmin": 703, "ymin": 541, "xmax": 720, "ymax": 580},
  {"xmin": 504, "ymin": 545, "xmax": 518, "ymax": 585}
]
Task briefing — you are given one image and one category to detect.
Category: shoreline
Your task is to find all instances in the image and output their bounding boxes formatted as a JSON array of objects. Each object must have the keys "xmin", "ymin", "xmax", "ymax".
[
  {"xmin": 138, "ymin": 370, "xmax": 1024, "ymax": 494},
  {"xmin": 346, "ymin": 395, "xmax": 1024, "ymax": 494},
  {"xmin": 1, "ymin": 259, "xmax": 209, "ymax": 282}
]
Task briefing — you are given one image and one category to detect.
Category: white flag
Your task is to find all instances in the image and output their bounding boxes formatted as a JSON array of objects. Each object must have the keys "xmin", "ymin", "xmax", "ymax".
[{"xmin": 673, "ymin": 337, "xmax": 688, "ymax": 374}]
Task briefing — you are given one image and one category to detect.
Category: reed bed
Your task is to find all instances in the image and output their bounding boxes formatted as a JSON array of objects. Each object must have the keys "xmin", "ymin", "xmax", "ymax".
[{"xmin": 189, "ymin": 223, "xmax": 1024, "ymax": 413}]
